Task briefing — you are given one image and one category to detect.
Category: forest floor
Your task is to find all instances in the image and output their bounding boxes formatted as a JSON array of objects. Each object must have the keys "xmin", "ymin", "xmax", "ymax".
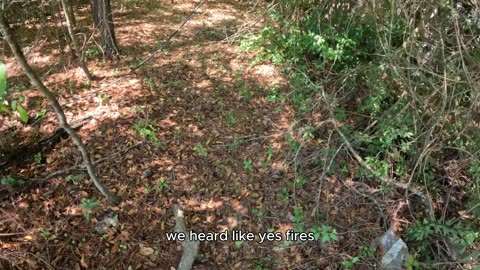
[{"xmin": 1, "ymin": 1, "xmax": 392, "ymax": 269}]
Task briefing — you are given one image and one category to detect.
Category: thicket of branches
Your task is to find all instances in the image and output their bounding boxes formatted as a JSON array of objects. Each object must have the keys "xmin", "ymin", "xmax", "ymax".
[{"xmin": 243, "ymin": 0, "xmax": 480, "ymax": 266}]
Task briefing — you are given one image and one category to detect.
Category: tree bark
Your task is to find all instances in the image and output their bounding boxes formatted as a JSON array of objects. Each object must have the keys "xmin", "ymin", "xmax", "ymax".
[
  {"xmin": 90, "ymin": 0, "xmax": 119, "ymax": 60},
  {"xmin": 61, "ymin": 0, "xmax": 94, "ymax": 81},
  {"xmin": 65, "ymin": 0, "xmax": 77, "ymax": 27},
  {"xmin": 0, "ymin": 12, "xmax": 119, "ymax": 204}
]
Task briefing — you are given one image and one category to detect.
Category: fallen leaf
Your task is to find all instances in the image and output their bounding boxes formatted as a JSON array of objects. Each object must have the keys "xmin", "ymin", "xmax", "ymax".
[
  {"xmin": 80, "ymin": 254, "xmax": 88, "ymax": 268},
  {"xmin": 138, "ymin": 244, "xmax": 154, "ymax": 256}
]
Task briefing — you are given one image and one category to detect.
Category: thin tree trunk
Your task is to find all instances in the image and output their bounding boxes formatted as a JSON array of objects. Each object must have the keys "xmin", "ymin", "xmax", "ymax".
[
  {"xmin": 60, "ymin": 0, "xmax": 94, "ymax": 81},
  {"xmin": 65, "ymin": 0, "xmax": 76, "ymax": 27},
  {"xmin": 0, "ymin": 12, "xmax": 119, "ymax": 204},
  {"xmin": 90, "ymin": 0, "xmax": 119, "ymax": 60}
]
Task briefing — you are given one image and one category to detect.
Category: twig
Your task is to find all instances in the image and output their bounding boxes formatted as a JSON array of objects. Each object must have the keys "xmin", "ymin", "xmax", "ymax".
[
  {"xmin": 329, "ymin": 118, "xmax": 434, "ymax": 217},
  {"xmin": 173, "ymin": 204, "xmax": 199, "ymax": 270}
]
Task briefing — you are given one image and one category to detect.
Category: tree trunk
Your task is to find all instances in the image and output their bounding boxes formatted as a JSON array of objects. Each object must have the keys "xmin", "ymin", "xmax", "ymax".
[
  {"xmin": 61, "ymin": 0, "xmax": 94, "ymax": 81},
  {"xmin": 90, "ymin": 0, "xmax": 119, "ymax": 60},
  {"xmin": 65, "ymin": 0, "xmax": 76, "ymax": 27},
  {"xmin": 0, "ymin": 12, "xmax": 119, "ymax": 204}
]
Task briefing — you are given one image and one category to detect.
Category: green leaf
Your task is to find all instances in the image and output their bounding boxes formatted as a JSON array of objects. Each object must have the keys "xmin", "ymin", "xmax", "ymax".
[
  {"xmin": 16, "ymin": 105, "xmax": 29, "ymax": 123},
  {"xmin": 0, "ymin": 61, "xmax": 7, "ymax": 100},
  {"xmin": 0, "ymin": 103, "xmax": 11, "ymax": 114}
]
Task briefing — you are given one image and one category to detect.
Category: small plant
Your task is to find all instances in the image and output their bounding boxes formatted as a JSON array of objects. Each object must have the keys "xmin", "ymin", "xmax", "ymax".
[
  {"xmin": 132, "ymin": 119, "xmax": 159, "ymax": 144},
  {"xmin": 310, "ymin": 225, "xmax": 338, "ymax": 243},
  {"xmin": 142, "ymin": 77, "xmax": 156, "ymax": 91},
  {"xmin": 358, "ymin": 245, "xmax": 375, "ymax": 258},
  {"xmin": 266, "ymin": 87, "xmax": 286, "ymax": 103},
  {"xmin": 156, "ymin": 177, "xmax": 170, "ymax": 191},
  {"xmin": 239, "ymin": 83, "xmax": 252, "ymax": 101},
  {"xmin": 144, "ymin": 183, "xmax": 150, "ymax": 193},
  {"xmin": 94, "ymin": 93, "xmax": 110, "ymax": 106},
  {"xmin": 285, "ymin": 134, "xmax": 301, "ymax": 154},
  {"xmin": 34, "ymin": 152, "xmax": 42, "ymax": 164},
  {"xmin": 279, "ymin": 187, "xmax": 289, "ymax": 201},
  {"xmin": 403, "ymin": 255, "xmax": 420, "ymax": 270},
  {"xmin": 292, "ymin": 207, "xmax": 304, "ymax": 223},
  {"xmin": 35, "ymin": 109, "xmax": 46, "ymax": 120},
  {"xmin": 81, "ymin": 198, "xmax": 99, "ymax": 222},
  {"xmin": 251, "ymin": 208, "xmax": 264, "ymax": 217},
  {"xmin": 243, "ymin": 159, "xmax": 253, "ymax": 172},
  {"xmin": 39, "ymin": 228, "xmax": 51, "ymax": 240},
  {"xmin": 227, "ymin": 138, "xmax": 245, "ymax": 150},
  {"xmin": 193, "ymin": 145, "xmax": 208, "ymax": 157},
  {"xmin": 341, "ymin": 257, "xmax": 359, "ymax": 269},
  {"xmin": 65, "ymin": 173, "xmax": 86, "ymax": 185},
  {"xmin": 0, "ymin": 175, "xmax": 25, "ymax": 188},
  {"xmin": 195, "ymin": 114, "xmax": 204, "ymax": 123},
  {"xmin": 406, "ymin": 218, "xmax": 479, "ymax": 260},
  {"xmin": 293, "ymin": 175, "xmax": 308, "ymax": 186},
  {"xmin": 85, "ymin": 47, "xmax": 101, "ymax": 58},
  {"xmin": 227, "ymin": 112, "xmax": 236, "ymax": 125}
]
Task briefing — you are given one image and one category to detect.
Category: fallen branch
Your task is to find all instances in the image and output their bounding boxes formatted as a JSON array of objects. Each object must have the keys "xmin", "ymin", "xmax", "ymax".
[{"xmin": 173, "ymin": 204, "xmax": 199, "ymax": 270}]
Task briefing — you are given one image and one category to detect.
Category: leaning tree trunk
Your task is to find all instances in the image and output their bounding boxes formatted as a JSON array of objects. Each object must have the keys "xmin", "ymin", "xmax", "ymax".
[
  {"xmin": 64, "ymin": 0, "xmax": 76, "ymax": 27},
  {"xmin": 0, "ymin": 12, "xmax": 119, "ymax": 204},
  {"xmin": 61, "ymin": 0, "xmax": 94, "ymax": 81},
  {"xmin": 90, "ymin": 0, "xmax": 119, "ymax": 60}
]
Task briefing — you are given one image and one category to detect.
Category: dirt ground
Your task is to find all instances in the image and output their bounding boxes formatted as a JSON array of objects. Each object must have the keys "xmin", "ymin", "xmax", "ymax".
[{"xmin": 0, "ymin": 1, "xmax": 392, "ymax": 269}]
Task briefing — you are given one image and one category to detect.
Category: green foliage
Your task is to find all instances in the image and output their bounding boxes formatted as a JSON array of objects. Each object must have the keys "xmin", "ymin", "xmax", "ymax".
[
  {"xmin": 35, "ymin": 109, "xmax": 46, "ymax": 120},
  {"xmin": 85, "ymin": 47, "xmax": 101, "ymax": 58},
  {"xmin": 358, "ymin": 245, "xmax": 375, "ymax": 258},
  {"xmin": 241, "ymin": 0, "xmax": 480, "ymax": 266},
  {"xmin": 292, "ymin": 206, "xmax": 304, "ymax": 223},
  {"xmin": 81, "ymin": 198, "xmax": 99, "ymax": 222},
  {"xmin": 95, "ymin": 93, "xmax": 110, "ymax": 106},
  {"xmin": 132, "ymin": 119, "xmax": 160, "ymax": 146},
  {"xmin": 278, "ymin": 187, "xmax": 289, "ymax": 201},
  {"xmin": 142, "ymin": 77, "xmax": 156, "ymax": 91},
  {"xmin": 39, "ymin": 228, "xmax": 51, "ymax": 240},
  {"xmin": 227, "ymin": 111, "xmax": 236, "ymax": 125},
  {"xmin": 193, "ymin": 144, "xmax": 208, "ymax": 157},
  {"xmin": 16, "ymin": 103, "xmax": 29, "ymax": 123},
  {"xmin": 309, "ymin": 224, "xmax": 338, "ymax": 243},
  {"xmin": 251, "ymin": 208, "xmax": 264, "ymax": 217},
  {"xmin": 243, "ymin": 159, "xmax": 253, "ymax": 172},
  {"xmin": 1, "ymin": 175, "xmax": 25, "ymax": 188},
  {"xmin": 0, "ymin": 61, "xmax": 7, "ymax": 100},
  {"xmin": 239, "ymin": 83, "xmax": 252, "ymax": 101},
  {"xmin": 34, "ymin": 152, "xmax": 42, "ymax": 164},
  {"xmin": 156, "ymin": 177, "xmax": 170, "ymax": 191},
  {"xmin": 406, "ymin": 218, "xmax": 480, "ymax": 260},
  {"xmin": 403, "ymin": 255, "xmax": 420, "ymax": 270},
  {"xmin": 285, "ymin": 133, "xmax": 301, "ymax": 154},
  {"xmin": 227, "ymin": 138, "xmax": 245, "ymax": 150},
  {"xmin": 0, "ymin": 63, "xmax": 30, "ymax": 123},
  {"xmin": 65, "ymin": 173, "xmax": 86, "ymax": 185},
  {"xmin": 341, "ymin": 256, "xmax": 359, "ymax": 269}
]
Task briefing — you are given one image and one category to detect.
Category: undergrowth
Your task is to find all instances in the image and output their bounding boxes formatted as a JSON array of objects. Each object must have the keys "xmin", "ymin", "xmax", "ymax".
[{"xmin": 242, "ymin": 0, "xmax": 480, "ymax": 268}]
